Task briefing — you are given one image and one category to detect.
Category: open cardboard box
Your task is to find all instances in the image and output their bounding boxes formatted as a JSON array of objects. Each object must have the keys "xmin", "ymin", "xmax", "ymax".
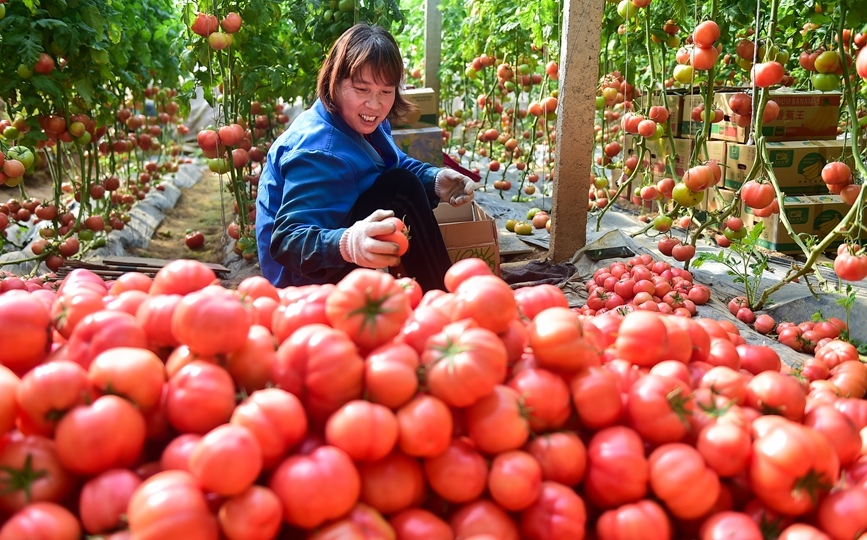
[{"xmin": 434, "ymin": 201, "xmax": 500, "ymax": 275}]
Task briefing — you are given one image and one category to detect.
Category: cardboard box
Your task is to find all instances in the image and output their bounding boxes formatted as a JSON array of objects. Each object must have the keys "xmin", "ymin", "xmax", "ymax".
[
  {"xmin": 391, "ymin": 127, "xmax": 444, "ymax": 167},
  {"xmin": 635, "ymin": 92, "xmax": 684, "ymax": 137},
  {"xmin": 709, "ymin": 91, "xmax": 841, "ymax": 144},
  {"xmin": 434, "ymin": 201, "xmax": 500, "ymax": 275},
  {"xmin": 701, "ymin": 187, "xmax": 741, "ymax": 216},
  {"xmin": 724, "ymin": 140, "xmax": 852, "ymax": 195},
  {"xmin": 742, "ymin": 194, "xmax": 855, "ymax": 253},
  {"xmin": 392, "ymin": 87, "xmax": 439, "ymax": 129}
]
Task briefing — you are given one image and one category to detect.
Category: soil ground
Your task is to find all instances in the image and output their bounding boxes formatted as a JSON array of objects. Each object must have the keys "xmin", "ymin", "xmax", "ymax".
[{"xmin": 127, "ymin": 169, "xmax": 233, "ymax": 264}]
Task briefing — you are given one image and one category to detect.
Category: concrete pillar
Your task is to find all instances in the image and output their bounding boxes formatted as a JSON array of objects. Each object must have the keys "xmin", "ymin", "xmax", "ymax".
[
  {"xmin": 423, "ymin": 0, "xmax": 442, "ymax": 99},
  {"xmin": 548, "ymin": 0, "xmax": 606, "ymax": 263}
]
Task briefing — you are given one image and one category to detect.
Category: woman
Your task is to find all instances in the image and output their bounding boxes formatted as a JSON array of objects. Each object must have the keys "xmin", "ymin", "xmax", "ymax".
[{"xmin": 256, "ymin": 24, "xmax": 475, "ymax": 292}]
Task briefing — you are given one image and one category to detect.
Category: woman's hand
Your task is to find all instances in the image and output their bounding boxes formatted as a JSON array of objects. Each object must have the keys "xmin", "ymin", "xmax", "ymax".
[
  {"xmin": 435, "ymin": 169, "xmax": 476, "ymax": 207},
  {"xmin": 339, "ymin": 210, "xmax": 402, "ymax": 269}
]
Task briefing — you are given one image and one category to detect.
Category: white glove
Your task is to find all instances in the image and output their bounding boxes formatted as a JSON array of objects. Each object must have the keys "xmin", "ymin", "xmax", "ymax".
[
  {"xmin": 339, "ymin": 209, "xmax": 401, "ymax": 269},
  {"xmin": 435, "ymin": 169, "xmax": 475, "ymax": 207}
]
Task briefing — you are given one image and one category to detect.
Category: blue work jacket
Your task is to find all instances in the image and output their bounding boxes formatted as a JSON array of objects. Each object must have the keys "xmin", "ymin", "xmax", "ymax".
[{"xmin": 256, "ymin": 99, "xmax": 441, "ymax": 288}]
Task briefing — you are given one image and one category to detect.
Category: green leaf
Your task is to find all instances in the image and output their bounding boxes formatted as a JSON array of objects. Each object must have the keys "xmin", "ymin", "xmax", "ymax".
[
  {"xmin": 74, "ymin": 78, "xmax": 96, "ymax": 105},
  {"xmin": 29, "ymin": 75, "xmax": 62, "ymax": 101},
  {"xmin": 81, "ymin": 6, "xmax": 106, "ymax": 41}
]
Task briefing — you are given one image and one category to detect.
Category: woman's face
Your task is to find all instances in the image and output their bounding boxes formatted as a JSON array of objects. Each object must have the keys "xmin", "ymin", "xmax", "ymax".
[{"xmin": 336, "ymin": 65, "xmax": 396, "ymax": 135}]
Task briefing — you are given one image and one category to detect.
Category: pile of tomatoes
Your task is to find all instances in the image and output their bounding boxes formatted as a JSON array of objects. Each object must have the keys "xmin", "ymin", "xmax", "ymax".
[
  {"xmin": 0, "ymin": 256, "xmax": 866, "ymax": 540},
  {"xmin": 577, "ymin": 252, "xmax": 711, "ymax": 315}
]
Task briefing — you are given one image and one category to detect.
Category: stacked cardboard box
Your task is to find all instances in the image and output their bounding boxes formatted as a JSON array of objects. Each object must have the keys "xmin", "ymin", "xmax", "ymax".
[
  {"xmin": 392, "ymin": 88, "xmax": 439, "ymax": 129},
  {"xmin": 742, "ymin": 194, "xmax": 856, "ymax": 253}
]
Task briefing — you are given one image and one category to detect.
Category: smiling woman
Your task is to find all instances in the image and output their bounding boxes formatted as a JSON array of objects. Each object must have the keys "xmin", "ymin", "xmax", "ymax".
[{"xmin": 256, "ymin": 24, "xmax": 476, "ymax": 292}]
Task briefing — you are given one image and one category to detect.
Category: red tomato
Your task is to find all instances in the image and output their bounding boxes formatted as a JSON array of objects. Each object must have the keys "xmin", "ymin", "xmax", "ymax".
[
  {"xmin": 519, "ymin": 481, "xmax": 586, "ymax": 540},
  {"xmin": 271, "ymin": 286, "xmax": 333, "ymax": 344},
  {"xmin": 160, "ymin": 433, "xmax": 201, "ymax": 472},
  {"xmin": 0, "ymin": 502, "xmax": 81, "ymax": 540},
  {"xmin": 804, "ymin": 405, "xmax": 862, "ymax": 466},
  {"xmin": 452, "ymin": 275, "xmax": 519, "ymax": 334},
  {"xmin": 817, "ymin": 486, "xmax": 867, "ymax": 540},
  {"xmin": 223, "ymin": 325, "xmax": 276, "ymax": 393},
  {"xmin": 597, "ymin": 500, "xmax": 671, "ymax": 540},
  {"xmin": 136, "ymin": 294, "xmax": 183, "ymax": 349},
  {"xmin": 269, "ymin": 446, "xmax": 360, "ymax": 529},
  {"xmin": 507, "ymin": 369, "xmax": 570, "ymax": 432},
  {"xmin": 830, "ymin": 361, "xmax": 867, "ymax": 398},
  {"xmin": 66, "ymin": 310, "xmax": 148, "ymax": 369},
  {"xmin": 745, "ymin": 371, "xmax": 806, "ymax": 421},
  {"xmin": 834, "ymin": 251, "xmax": 867, "ymax": 281},
  {"xmin": 699, "ymin": 511, "xmax": 762, "ymax": 540},
  {"xmin": 218, "ymin": 486, "xmax": 283, "ymax": 540},
  {"xmin": 750, "ymin": 420, "xmax": 840, "ymax": 515},
  {"xmin": 649, "ymin": 443, "xmax": 721, "ymax": 519},
  {"xmin": 514, "ymin": 284, "xmax": 570, "ymax": 321},
  {"xmin": 816, "ymin": 340, "xmax": 860, "ymax": 369},
  {"xmin": 524, "ymin": 432, "xmax": 586, "ymax": 487},
  {"xmin": 0, "ymin": 366, "xmax": 19, "ymax": 434},
  {"xmin": 0, "ymin": 431, "xmax": 74, "ymax": 515},
  {"xmin": 834, "ymin": 398, "xmax": 867, "ymax": 430},
  {"xmin": 357, "ymin": 450, "xmax": 425, "ymax": 515},
  {"xmin": 88, "ymin": 347, "xmax": 166, "ymax": 410},
  {"xmin": 570, "ymin": 366, "xmax": 623, "ymax": 429},
  {"xmin": 345, "ymin": 502, "xmax": 396, "ymax": 538},
  {"xmin": 272, "ymin": 323, "xmax": 364, "ymax": 425},
  {"xmin": 488, "ymin": 450, "xmax": 542, "ymax": 511},
  {"xmin": 16, "ymin": 360, "xmax": 95, "ymax": 436},
  {"xmin": 236, "ymin": 275, "xmax": 279, "ymax": 300},
  {"xmin": 54, "ymin": 395, "xmax": 147, "ymax": 476},
  {"xmin": 700, "ymin": 366, "xmax": 747, "ymax": 404},
  {"xmin": 737, "ymin": 344, "xmax": 781, "ymax": 374},
  {"xmin": 778, "ymin": 523, "xmax": 832, "ymax": 540},
  {"xmin": 697, "ymin": 422, "xmax": 751, "ymax": 477},
  {"xmin": 79, "ymin": 469, "xmax": 142, "ymax": 534},
  {"xmin": 627, "ymin": 374, "xmax": 693, "ymax": 444},
  {"xmin": 423, "ymin": 438, "xmax": 488, "ymax": 503},
  {"xmin": 751, "ymin": 61, "xmax": 785, "ymax": 87},
  {"xmin": 396, "ymin": 277, "xmax": 423, "ymax": 309},
  {"xmin": 128, "ymin": 470, "xmax": 219, "ymax": 540},
  {"xmin": 373, "ymin": 216, "xmax": 409, "ymax": 256},
  {"xmin": 326, "ymin": 400, "xmax": 398, "ymax": 462},
  {"xmin": 172, "ymin": 291, "xmax": 250, "ymax": 356},
  {"xmin": 230, "ymin": 388, "xmax": 308, "ymax": 470},
  {"xmin": 450, "ymin": 500, "xmax": 520, "ymax": 540},
  {"xmin": 465, "ymin": 385, "xmax": 530, "ymax": 455},
  {"xmin": 189, "ymin": 424, "xmax": 262, "ymax": 496},
  {"xmin": 0, "ymin": 292, "xmax": 53, "ymax": 374},
  {"xmin": 396, "ymin": 304, "xmax": 451, "ymax": 355},
  {"xmin": 421, "ymin": 321, "xmax": 507, "ymax": 408},
  {"xmin": 149, "ymin": 259, "xmax": 217, "ymax": 296},
  {"xmin": 396, "ymin": 394, "xmax": 453, "ymax": 458},
  {"xmin": 527, "ymin": 307, "xmax": 601, "ymax": 371},
  {"xmin": 105, "ymin": 290, "xmax": 150, "ymax": 316},
  {"xmin": 444, "ymin": 258, "xmax": 493, "ymax": 292},
  {"xmin": 364, "ymin": 342, "xmax": 419, "ymax": 410},
  {"xmin": 167, "ymin": 361, "xmax": 236, "ymax": 434},
  {"xmin": 584, "ymin": 426, "xmax": 649, "ymax": 509},
  {"xmin": 616, "ymin": 311, "xmax": 668, "ymax": 367},
  {"xmin": 109, "ymin": 272, "xmax": 152, "ymax": 295},
  {"xmin": 325, "ymin": 269, "xmax": 410, "ymax": 352},
  {"xmin": 389, "ymin": 508, "xmax": 453, "ymax": 540}
]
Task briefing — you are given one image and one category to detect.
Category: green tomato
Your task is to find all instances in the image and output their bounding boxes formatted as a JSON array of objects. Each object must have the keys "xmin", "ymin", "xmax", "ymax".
[
  {"xmin": 736, "ymin": 57, "xmax": 753, "ymax": 71},
  {"xmin": 671, "ymin": 183, "xmax": 703, "ymax": 207},
  {"xmin": 504, "ymin": 81, "xmax": 515, "ymax": 91},
  {"xmin": 594, "ymin": 176, "xmax": 609, "ymax": 189},
  {"xmin": 550, "ymin": 89, "xmax": 559, "ymax": 98},
  {"xmin": 647, "ymin": 124, "xmax": 665, "ymax": 141},
  {"xmin": 0, "ymin": 4, "xmax": 5, "ymax": 19},
  {"xmin": 518, "ymin": 64, "xmax": 532, "ymax": 75},
  {"xmin": 666, "ymin": 35, "xmax": 681, "ymax": 49},
  {"xmin": 653, "ymin": 215, "xmax": 673, "ymax": 232},
  {"xmin": 723, "ymin": 227, "xmax": 747, "ymax": 241},
  {"xmin": 758, "ymin": 43, "xmax": 778, "ymax": 63},
  {"xmin": 514, "ymin": 222, "xmax": 534, "ymax": 235},
  {"xmin": 338, "ymin": 0, "xmax": 355, "ymax": 12},
  {"xmin": 3, "ymin": 127, "xmax": 19, "ymax": 140},
  {"xmin": 94, "ymin": 236, "xmax": 107, "ymax": 248},
  {"xmin": 76, "ymin": 132, "xmax": 92, "ymax": 146},
  {"xmin": 673, "ymin": 64, "xmax": 694, "ymax": 84},
  {"xmin": 454, "ymin": 110, "xmax": 463, "ymax": 118},
  {"xmin": 811, "ymin": 73, "xmax": 840, "ymax": 92},
  {"xmin": 775, "ymin": 49, "xmax": 790, "ymax": 64},
  {"xmin": 208, "ymin": 158, "xmax": 232, "ymax": 174},
  {"xmin": 596, "ymin": 96, "xmax": 606, "ymax": 110},
  {"xmin": 77, "ymin": 230, "xmax": 95, "ymax": 242},
  {"xmin": 527, "ymin": 207, "xmax": 543, "ymax": 220},
  {"xmin": 17, "ymin": 65, "xmax": 33, "ymax": 79},
  {"xmin": 465, "ymin": 67, "xmax": 478, "ymax": 80},
  {"xmin": 323, "ymin": 9, "xmax": 334, "ymax": 22},
  {"xmin": 7, "ymin": 146, "xmax": 35, "ymax": 169},
  {"xmin": 505, "ymin": 219, "xmax": 517, "ymax": 232},
  {"xmin": 617, "ymin": 0, "xmax": 639, "ymax": 19}
]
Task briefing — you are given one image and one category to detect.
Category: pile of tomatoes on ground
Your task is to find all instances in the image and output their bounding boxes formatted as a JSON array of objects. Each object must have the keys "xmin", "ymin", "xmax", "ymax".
[
  {"xmin": 576, "ymin": 252, "xmax": 712, "ymax": 316},
  {"xmin": 0, "ymin": 257, "xmax": 866, "ymax": 540}
]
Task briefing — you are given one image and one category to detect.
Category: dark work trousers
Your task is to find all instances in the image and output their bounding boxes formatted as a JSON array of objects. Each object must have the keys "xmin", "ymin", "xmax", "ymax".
[{"xmin": 327, "ymin": 168, "xmax": 453, "ymax": 292}]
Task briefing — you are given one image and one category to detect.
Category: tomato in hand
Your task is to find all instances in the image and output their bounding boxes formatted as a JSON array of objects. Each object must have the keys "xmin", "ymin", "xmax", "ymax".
[{"xmin": 373, "ymin": 217, "xmax": 410, "ymax": 256}]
